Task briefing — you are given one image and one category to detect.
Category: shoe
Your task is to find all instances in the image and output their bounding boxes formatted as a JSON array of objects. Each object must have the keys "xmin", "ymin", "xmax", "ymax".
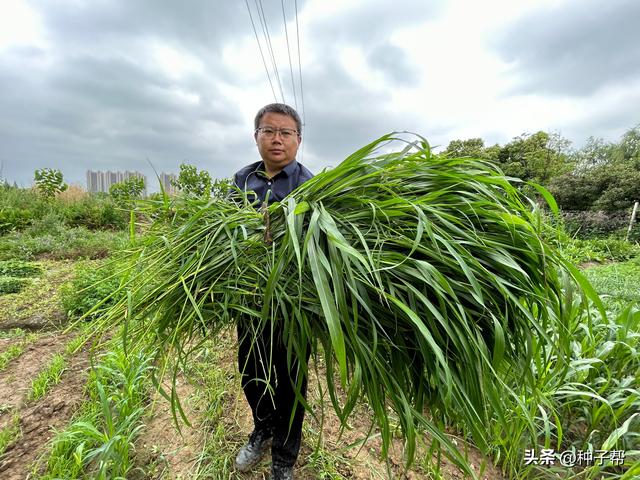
[
  {"xmin": 235, "ymin": 429, "xmax": 272, "ymax": 472},
  {"xmin": 271, "ymin": 463, "xmax": 294, "ymax": 480}
]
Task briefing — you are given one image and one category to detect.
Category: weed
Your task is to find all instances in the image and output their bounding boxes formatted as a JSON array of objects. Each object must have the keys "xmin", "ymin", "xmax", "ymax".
[
  {"xmin": 0, "ymin": 328, "xmax": 25, "ymax": 339},
  {"xmin": 187, "ymin": 339, "xmax": 241, "ymax": 479},
  {"xmin": 0, "ymin": 260, "xmax": 43, "ymax": 277},
  {"xmin": 0, "ymin": 277, "xmax": 31, "ymax": 295},
  {"xmin": 60, "ymin": 260, "xmax": 123, "ymax": 319},
  {"xmin": 0, "ymin": 343, "xmax": 25, "ymax": 371},
  {"xmin": 39, "ymin": 342, "xmax": 154, "ymax": 479},
  {"xmin": 558, "ymin": 237, "xmax": 640, "ymax": 265},
  {"xmin": 28, "ymin": 354, "xmax": 67, "ymax": 402},
  {"xmin": 0, "ymin": 228, "xmax": 128, "ymax": 262},
  {"xmin": 583, "ymin": 258, "xmax": 640, "ymax": 313},
  {"xmin": 0, "ymin": 414, "xmax": 21, "ymax": 457}
]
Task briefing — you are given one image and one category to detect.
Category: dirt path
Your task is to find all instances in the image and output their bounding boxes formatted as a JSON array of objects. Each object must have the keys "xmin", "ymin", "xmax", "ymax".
[
  {"xmin": 0, "ymin": 332, "xmax": 72, "ymax": 414},
  {"xmin": 133, "ymin": 375, "xmax": 204, "ymax": 479},
  {"xmin": 0, "ymin": 344, "xmax": 90, "ymax": 479}
]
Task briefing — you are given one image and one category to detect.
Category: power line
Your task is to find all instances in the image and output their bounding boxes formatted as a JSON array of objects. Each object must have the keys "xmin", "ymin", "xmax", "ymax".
[
  {"xmin": 281, "ymin": 0, "xmax": 298, "ymax": 110},
  {"xmin": 294, "ymin": 0, "xmax": 306, "ymax": 162},
  {"xmin": 245, "ymin": 0, "xmax": 278, "ymax": 103},
  {"xmin": 256, "ymin": 0, "xmax": 285, "ymax": 103}
]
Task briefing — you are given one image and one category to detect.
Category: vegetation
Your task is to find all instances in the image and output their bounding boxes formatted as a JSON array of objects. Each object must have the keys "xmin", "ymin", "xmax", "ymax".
[
  {"xmin": 38, "ymin": 343, "xmax": 154, "ymax": 479},
  {"xmin": 0, "ymin": 277, "xmax": 31, "ymax": 294},
  {"xmin": 109, "ymin": 176, "xmax": 145, "ymax": 208},
  {"xmin": 28, "ymin": 353, "xmax": 67, "ymax": 401},
  {"xmin": 0, "ymin": 343, "xmax": 25, "ymax": 371},
  {"xmin": 0, "ymin": 260, "xmax": 43, "ymax": 277},
  {"xmin": 0, "ymin": 260, "xmax": 43, "ymax": 295},
  {"xmin": 171, "ymin": 163, "xmax": 212, "ymax": 196},
  {"xmin": 96, "ymin": 133, "xmax": 638, "ymax": 478},
  {"xmin": 34, "ymin": 168, "xmax": 68, "ymax": 199},
  {"xmin": 60, "ymin": 261, "xmax": 123, "ymax": 319},
  {"xmin": 443, "ymin": 125, "xmax": 640, "ymax": 241},
  {"xmin": 0, "ymin": 132, "xmax": 637, "ymax": 478},
  {"xmin": 0, "ymin": 414, "xmax": 21, "ymax": 457},
  {"xmin": 583, "ymin": 258, "xmax": 640, "ymax": 312}
]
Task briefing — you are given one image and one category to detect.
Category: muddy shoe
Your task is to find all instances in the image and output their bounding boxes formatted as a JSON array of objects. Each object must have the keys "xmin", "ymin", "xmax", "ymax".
[
  {"xmin": 271, "ymin": 463, "xmax": 294, "ymax": 480},
  {"xmin": 235, "ymin": 429, "xmax": 272, "ymax": 472}
]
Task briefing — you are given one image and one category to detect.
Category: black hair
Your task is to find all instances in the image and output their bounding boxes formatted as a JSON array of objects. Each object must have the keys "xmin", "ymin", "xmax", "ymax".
[{"xmin": 254, "ymin": 103, "xmax": 302, "ymax": 135}]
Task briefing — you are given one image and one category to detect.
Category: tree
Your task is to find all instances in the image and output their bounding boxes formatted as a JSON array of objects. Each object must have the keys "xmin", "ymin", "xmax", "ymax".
[
  {"xmin": 443, "ymin": 138, "xmax": 500, "ymax": 162},
  {"xmin": 34, "ymin": 168, "xmax": 68, "ymax": 199},
  {"xmin": 496, "ymin": 131, "xmax": 572, "ymax": 185},
  {"xmin": 110, "ymin": 176, "xmax": 145, "ymax": 208},
  {"xmin": 171, "ymin": 164, "xmax": 212, "ymax": 197},
  {"xmin": 571, "ymin": 136, "xmax": 615, "ymax": 172},
  {"xmin": 550, "ymin": 126, "xmax": 640, "ymax": 211}
]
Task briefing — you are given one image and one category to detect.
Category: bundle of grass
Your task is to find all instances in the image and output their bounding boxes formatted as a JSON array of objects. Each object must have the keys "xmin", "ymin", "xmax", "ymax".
[{"xmin": 99, "ymin": 134, "xmax": 598, "ymax": 475}]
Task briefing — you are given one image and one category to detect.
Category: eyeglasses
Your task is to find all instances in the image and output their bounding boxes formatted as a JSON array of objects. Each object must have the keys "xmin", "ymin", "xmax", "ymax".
[{"xmin": 255, "ymin": 126, "xmax": 299, "ymax": 139}]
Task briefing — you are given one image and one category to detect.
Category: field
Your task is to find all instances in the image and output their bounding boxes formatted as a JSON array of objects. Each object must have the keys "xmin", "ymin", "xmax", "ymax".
[
  {"xmin": 0, "ymin": 254, "xmax": 518, "ymax": 479},
  {"xmin": 0, "ymin": 185, "xmax": 638, "ymax": 479}
]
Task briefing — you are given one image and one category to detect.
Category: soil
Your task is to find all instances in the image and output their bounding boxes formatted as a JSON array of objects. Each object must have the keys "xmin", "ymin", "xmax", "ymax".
[
  {"xmin": 0, "ymin": 332, "xmax": 73, "ymax": 412},
  {"xmin": 0, "ymin": 260, "xmax": 510, "ymax": 479},
  {"xmin": 0, "ymin": 260, "xmax": 75, "ymax": 331},
  {"xmin": 132, "ymin": 376, "xmax": 204, "ymax": 479},
  {"xmin": 182, "ymin": 330, "xmax": 508, "ymax": 480},
  {"xmin": 0, "ymin": 340, "xmax": 90, "ymax": 479}
]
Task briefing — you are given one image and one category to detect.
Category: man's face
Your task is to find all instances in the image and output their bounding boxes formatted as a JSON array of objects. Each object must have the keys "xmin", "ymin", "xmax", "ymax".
[{"xmin": 254, "ymin": 112, "xmax": 301, "ymax": 175}]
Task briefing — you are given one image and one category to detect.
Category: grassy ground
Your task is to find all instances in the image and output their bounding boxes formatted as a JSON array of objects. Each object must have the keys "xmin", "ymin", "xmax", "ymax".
[
  {"xmin": 583, "ymin": 257, "xmax": 640, "ymax": 313},
  {"xmin": 0, "ymin": 228, "xmax": 638, "ymax": 478}
]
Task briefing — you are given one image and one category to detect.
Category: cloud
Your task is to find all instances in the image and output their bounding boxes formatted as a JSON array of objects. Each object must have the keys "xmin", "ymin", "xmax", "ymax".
[
  {"xmin": 493, "ymin": 0, "xmax": 640, "ymax": 96},
  {"xmin": 2, "ymin": 0, "xmax": 267, "ymax": 186},
  {"xmin": 367, "ymin": 43, "xmax": 419, "ymax": 85}
]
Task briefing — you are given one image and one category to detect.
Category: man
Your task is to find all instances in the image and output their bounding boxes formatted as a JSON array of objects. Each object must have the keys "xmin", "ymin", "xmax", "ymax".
[{"xmin": 232, "ymin": 103, "xmax": 313, "ymax": 480}]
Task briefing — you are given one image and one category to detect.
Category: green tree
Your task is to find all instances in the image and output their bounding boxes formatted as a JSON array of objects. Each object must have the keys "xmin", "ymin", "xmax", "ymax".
[
  {"xmin": 171, "ymin": 164, "xmax": 212, "ymax": 197},
  {"xmin": 443, "ymin": 138, "xmax": 500, "ymax": 162},
  {"xmin": 34, "ymin": 168, "xmax": 68, "ymax": 199},
  {"xmin": 550, "ymin": 126, "xmax": 640, "ymax": 211},
  {"xmin": 110, "ymin": 176, "xmax": 145, "ymax": 208},
  {"xmin": 496, "ymin": 131, "xmax": 572, "ymax": 185},
  {"xmin": 571, "ymin": 136, "xmax": 615, "ymax": 172}
]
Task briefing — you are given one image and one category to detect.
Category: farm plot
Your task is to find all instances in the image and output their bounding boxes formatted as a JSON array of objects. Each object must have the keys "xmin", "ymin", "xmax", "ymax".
[
  {"xmin": 0, "ymin": 247, "xmax": 637, "ymax": 478},
  {"xmin": 0, "ymin": 260, "xmax": 504, "ymax": 479}
]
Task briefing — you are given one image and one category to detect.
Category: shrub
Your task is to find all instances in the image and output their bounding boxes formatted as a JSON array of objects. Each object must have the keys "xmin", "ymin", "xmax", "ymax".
[
  {"xmin": 0, "ymin": 277, "xmax": 31, "ymax": 295},
  {"xmin": 110, "ymin": 177, "xmax": 145, "ymax": 208},
  {"xmin": 171, "ymin": 163, "xmax": 212, "ymax": 196},
  {"xmin": 62, "ymin": 196, "xmax": 127, "ymax": 230},
  {"xmin": 0, "ymin": 228, "xmax": 128, "ymax": 261},
  {"xmin": 561, "ymin": 209, "xmax": 634, "ymax": 239},
  {"xmin": 0, "ymin": 185, "xmax": 51, "ymax": 233},
  {"xmin": 0, "ymin": 207, "xmax": 34, "ymax": 234},
  {"xmin": 24, "ymin": 211, "xmax": 65, "ymax": 237},
  {"xmin": 60, "ymin": 261, "xmax": 123, "ymax": 318},
  {"xmin": 0, "ymin": 260, "xmax": 42, "ymax": 277}
]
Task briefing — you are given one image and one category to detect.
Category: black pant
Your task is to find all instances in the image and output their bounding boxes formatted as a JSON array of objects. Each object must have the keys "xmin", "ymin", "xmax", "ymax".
[{"xmin": 237, "ymin": 321, "xmax": 310, "ymax": 467}]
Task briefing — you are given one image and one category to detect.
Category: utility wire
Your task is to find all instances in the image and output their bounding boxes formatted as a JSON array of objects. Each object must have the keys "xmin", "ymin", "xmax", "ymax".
[
  {"xmin": 294, "ymin": 0, "xmax": 306, "ymax": 163},
  {"xmin": 256, "ymin": 0, "xmax": 285, "ymax": 103},
  {"xmin": 294, "ymin": 0, "xmax": 305, "ymax": 124},
  {"xmin": 245, "ymin": 0, "xmax": 278, "ymax": 103},
  {"xmin": 281, "ymin": 0, "xmax": 298, "ymax": 110}
]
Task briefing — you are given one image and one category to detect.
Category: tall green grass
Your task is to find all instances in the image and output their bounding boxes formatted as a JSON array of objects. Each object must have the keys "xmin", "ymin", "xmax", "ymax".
[{"xmin": 37, "ymin": 344, "xmax": 154, "ymax": 479}]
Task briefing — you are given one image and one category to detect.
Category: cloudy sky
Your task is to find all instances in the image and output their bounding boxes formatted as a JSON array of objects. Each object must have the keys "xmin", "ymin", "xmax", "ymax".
[{"xmin": 1, "ymin": 0, "xmax": 639, "ymax": 189}]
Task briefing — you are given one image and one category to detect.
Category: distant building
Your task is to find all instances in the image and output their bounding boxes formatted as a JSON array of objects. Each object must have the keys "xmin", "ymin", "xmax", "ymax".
[
  {"xmin": 86, "ymin": 170, "xmax": 148, "ymax": 196},
  {"xmin": 159, "ymin": 172, "xmax": 178, "ymax": 195}
]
